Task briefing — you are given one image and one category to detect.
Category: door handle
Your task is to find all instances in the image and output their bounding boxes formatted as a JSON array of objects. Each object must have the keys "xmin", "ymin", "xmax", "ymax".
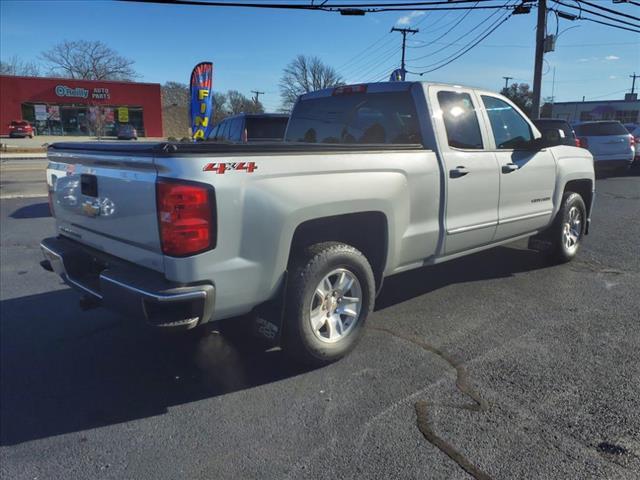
[
  {"xmin": 449, "ymin": 166, "xmax": 469, "ymax": 178},
  {"xmin": 502, "ymin": 163, "xmax": 519, "ymax": 173}
]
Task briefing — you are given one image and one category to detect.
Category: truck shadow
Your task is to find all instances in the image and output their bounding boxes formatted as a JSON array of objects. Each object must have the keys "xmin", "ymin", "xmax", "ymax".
[
  {"xmin": 376, "ymin": 244, "xmax": 549, "ymax": 310},
  {"xmin": 9, "ymin": 202, "xmax": 51, "ymax": 219},
  {"xmin": 0, "ymin": 244, "xmax": 550, "ymax": 445}
]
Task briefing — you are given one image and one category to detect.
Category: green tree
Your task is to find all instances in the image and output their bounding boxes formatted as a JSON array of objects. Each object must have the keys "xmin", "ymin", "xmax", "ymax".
[{"xmin": 501, "ymin": 83, "xmax": 534, "ymax": 117}]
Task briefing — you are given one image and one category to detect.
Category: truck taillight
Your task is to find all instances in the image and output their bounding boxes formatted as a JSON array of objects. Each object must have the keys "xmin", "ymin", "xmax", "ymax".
[
  {"xmin": 629, "ymin": 134, "xmax": 635, "ymax": 148},
  {"xmin": 333, "ymin": 84, "xmax": 367, "ymax": 95},
  {"xmin": 156, "ymin": 179, "xmax": 216, "ymax": 257}
]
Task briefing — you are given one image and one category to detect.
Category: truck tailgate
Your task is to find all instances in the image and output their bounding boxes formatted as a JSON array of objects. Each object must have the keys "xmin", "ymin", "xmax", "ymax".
[{"xmin": 47, "ymin": 148, "xmax": 164, "ymax": 272}]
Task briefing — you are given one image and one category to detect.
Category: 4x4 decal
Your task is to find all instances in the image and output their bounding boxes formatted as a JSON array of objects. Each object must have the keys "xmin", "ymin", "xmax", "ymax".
[{"xmin": 202, "ymin": 162, "xmax": 258, "ymax": 174}]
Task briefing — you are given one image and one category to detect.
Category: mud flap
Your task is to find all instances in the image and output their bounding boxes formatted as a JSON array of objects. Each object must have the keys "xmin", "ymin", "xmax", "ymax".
[
  {"xmin": 249, "ymin": 271, "xmax": 288, "ymax": 347},
  {"xmin": 527, "ymin": 233, "xmax": 553, "ymax": 252}
]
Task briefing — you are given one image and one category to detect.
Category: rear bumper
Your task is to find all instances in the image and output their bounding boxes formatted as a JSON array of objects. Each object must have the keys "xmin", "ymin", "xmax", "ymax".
[
  {"xmin": 40, "ymin": 236, "xmax": 215, "ymax": 330},
  {"xmin": 594, "ymin": 158, "xmax": 633, "ymax": 170}
]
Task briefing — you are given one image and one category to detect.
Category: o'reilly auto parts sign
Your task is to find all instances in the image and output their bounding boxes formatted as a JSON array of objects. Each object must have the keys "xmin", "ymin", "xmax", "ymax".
[{"xmin": 55, "ymin": 85, "xmax": 111, "ymax": 100}]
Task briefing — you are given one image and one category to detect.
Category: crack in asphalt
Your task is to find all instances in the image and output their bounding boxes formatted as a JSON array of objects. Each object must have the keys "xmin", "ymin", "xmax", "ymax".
[
  {"xmin": 368, "ymin": 326, "xmax": 492, "ymax": 480},
  {"xmin": 570, "ymin": 258, "xmax": 626, "ymax": 276}
]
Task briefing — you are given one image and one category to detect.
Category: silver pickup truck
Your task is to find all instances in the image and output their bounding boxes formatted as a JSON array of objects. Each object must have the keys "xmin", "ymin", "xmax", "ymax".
[{"xmin": 41, "ymin": 81, "xmax": 595, "ymax": 365}]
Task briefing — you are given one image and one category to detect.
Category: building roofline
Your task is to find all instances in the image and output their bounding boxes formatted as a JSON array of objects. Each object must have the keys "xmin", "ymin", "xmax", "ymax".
[
  {"xmin": 552, "ymin": 99, "xmax": 638, "ymax": 105},
  {"xmin": 0, "ymin": 74, "xmax": 161, "ymax": 87}
]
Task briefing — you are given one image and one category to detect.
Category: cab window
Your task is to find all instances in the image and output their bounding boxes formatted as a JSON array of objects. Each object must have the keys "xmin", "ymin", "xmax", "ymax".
[
  {"xmin": 481, "ymin": 95, "xmax": 533, "ymax": 149},
  {"xmin": 437, "ymin": 91, "xmax": 484, "ymax": 150}
]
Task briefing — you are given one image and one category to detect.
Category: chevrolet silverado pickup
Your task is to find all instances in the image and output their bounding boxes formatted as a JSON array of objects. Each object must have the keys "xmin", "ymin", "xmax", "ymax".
[{"xmin": 41, "ymin": 81, "xmax": 595, "ymax": 365}]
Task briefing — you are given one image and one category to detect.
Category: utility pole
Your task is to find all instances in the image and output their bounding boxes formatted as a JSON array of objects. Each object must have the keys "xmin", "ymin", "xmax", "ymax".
[
  {"xmin": 502, "ymin": 76, "xmax": 513, "ymax": 91},
  {"xmin": 531, "ymin": 0, "xmax": 547, "ymax": 118},
  {"xmin": 390, "ymin": 27, "xmax": 418, "ymax": 81},
  {"xmin": 630, "ymin": 73, "xmax": 639, "ymax": 95},
  {"xmin": 251, "ymin": 90, "xmax": 264, "ymax": 104}
]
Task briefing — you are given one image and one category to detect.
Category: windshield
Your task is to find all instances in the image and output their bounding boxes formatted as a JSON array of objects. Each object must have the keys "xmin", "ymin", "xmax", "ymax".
[{"xmin": 285, "ymin": 91, "xmax": 421, "ymax": 145}]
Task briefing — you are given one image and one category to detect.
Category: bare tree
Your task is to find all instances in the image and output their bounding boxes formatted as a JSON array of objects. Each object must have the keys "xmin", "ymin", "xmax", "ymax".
[
  {"xmin": 161, "ymin": 81, "xmax": 190, "ymax": 107},
  {"xmin": 226, "ymin": 90, "xmax": 264, "ymax": 115},
  {"xmin": 279, "ymin": 55, "xmax": 344, "ymax": 111},
  {"xmin": 0, "ymin": 55, "xmax": 41, "ymax": 76},
  {"xmin": 41, "ymin": 40, "xmax": 137, "ymax": 80}
]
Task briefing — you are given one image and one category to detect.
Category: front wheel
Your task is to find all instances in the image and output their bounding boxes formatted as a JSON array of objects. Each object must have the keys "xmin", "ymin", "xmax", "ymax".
[
  {"xmin": 283, "ymin": 242, "xmax": 375, "ymax": 366},
  {"xmin": 548, "ymin": 192, "xmax": 587, "ymax": 263}
]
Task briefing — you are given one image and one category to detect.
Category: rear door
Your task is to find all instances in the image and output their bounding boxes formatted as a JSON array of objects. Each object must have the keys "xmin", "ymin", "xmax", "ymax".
[
  {"xmin": 430, "ymin": 87, "xmax": 499, "ymax": 254},
  {"xmin": 47, "ymin": 148, "xmax": 164, "ymax": 272},
  {"xmin": 479, "ymin": 94, "xmax": 556, "ymax": 240}
]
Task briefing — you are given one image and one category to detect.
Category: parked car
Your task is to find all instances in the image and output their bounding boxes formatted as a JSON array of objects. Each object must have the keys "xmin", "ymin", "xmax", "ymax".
[
  {"xmin": 117, "ymin": 124, "xmax": 138, "ymax": 140},
  {"xmin": 533, "ymin": 119, "xmax": 579, "ymax": 147},
  {"xmin": 573, "ymin": 121, "xmax": 634, "ymax": 172},
  {"xmin": 41, "ymin": 81, "xmax": 594, "ymax": 366},
  {"xmin": 8, "ymin": 120, "xmax": 34, "ymax": 138},
  {"xmin": 209, "ymin": 113, "xmax": 289, "ymax": 143}
]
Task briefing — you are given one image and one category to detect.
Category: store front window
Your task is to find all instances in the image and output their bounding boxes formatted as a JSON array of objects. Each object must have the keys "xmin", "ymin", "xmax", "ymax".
[{"xmin": 20, "ymin": 103, "xmax": 145, "ymax": 137}]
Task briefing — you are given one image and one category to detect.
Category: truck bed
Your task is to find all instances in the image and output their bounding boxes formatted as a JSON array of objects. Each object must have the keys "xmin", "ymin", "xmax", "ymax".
[{"xmin": 48, "ymin": 141, "xmax": 424, "ymax": 156}]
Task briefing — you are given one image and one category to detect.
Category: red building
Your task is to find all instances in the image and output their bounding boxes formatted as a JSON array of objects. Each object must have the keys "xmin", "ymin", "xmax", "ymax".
[{"xmin": 0, "ymin": 75, "xmax": 163, "ymax": 137}]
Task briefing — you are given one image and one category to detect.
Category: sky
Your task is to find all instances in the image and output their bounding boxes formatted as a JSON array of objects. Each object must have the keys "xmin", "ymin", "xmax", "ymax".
[{"xmin": 1, "ymin": 0, "xmax": 639, "ymax": 111}]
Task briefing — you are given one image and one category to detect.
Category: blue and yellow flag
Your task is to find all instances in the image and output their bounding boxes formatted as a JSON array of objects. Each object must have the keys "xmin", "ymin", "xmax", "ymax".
[{"xmin": 190, "ymin": 62, "xmax": 215, "ymax": 141}]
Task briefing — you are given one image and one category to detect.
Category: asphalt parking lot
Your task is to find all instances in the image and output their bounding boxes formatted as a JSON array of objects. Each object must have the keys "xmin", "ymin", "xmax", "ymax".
[{"xmin": 0, "ymin": 171, "xmax": 638, "ymax": 480}]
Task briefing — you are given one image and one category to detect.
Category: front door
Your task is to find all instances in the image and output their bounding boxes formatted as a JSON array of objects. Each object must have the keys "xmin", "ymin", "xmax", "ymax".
[
  {"xmin": 430, "ymin": 88, "xmax": 500, "ymax": 254},
  {"xmin": 479, "ymin": 94, "xmax": 556, "ymax": 240}
]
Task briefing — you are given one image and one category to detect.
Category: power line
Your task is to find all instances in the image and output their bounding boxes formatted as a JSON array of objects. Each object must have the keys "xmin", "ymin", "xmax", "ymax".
[
  {"xmin": 575, "ymin": 0, "xmax": 640, "ymax": 22},
  {"xmin": 119, "ymin": 0, "xmax": 521, "ymax": 13},
  {"xmin": 334, "ymin": 31, "xmax": 391, "ymax": 72},
  {"xmin": 406, "ymin": 1, "xmax": 480, "ymax": 51},
  {"xmin": 407, "ymin": 10, "xmax": 514, "ymax": 75},
  {"xmin": 554, "ymin": 1, "xmax": 640, "ymax": 29},
  {"xmin": 408, "ymin": 1, "xmax": 507, "ymax": 63},
  {"xmin": 339, "ymin": 42, "xmax": 401, "ymax": 79},
  {"xmin": 550, "ymin": 9, "xmax": 640, "ymax": 33}
]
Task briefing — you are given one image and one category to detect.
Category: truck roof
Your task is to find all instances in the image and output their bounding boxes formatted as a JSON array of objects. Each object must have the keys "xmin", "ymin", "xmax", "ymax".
[{"xmin": 299, "ymin": 81, "xmax": 485, "ymax": 101}]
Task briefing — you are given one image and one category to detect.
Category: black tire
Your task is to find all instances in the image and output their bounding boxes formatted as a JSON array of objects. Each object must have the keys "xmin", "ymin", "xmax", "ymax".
[
  {"xmin": 548, "ymin": 192, "xmax": 587, "ymax": 264},
  {"xmin": 283, "ymin": 242, "xmax": 375, "ymax": 366}
]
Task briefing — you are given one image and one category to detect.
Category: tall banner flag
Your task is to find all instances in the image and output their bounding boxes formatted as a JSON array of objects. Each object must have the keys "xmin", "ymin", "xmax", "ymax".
[{"xmin": 190, "ymin": 62, "xmax": 215, "ymax": 141}]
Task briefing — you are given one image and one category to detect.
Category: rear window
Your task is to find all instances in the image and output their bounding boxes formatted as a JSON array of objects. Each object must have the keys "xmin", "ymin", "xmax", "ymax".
[
  {"xmin": 11, "ymin": 121, "xmax": 29, "ymax": 126},
  {"xmin": 534, "ymin": 120, "xmax": 573, "ymax": 138},
  {"xmin": 246, "ymin": 117, "xmax": 288, "ymax": 140},
  {"xmin": 285, "ymin": 92, "xmax": 421, "ymax": 145},
  {"xmin": 574, "ymin": 122, "xmax": 628, "ymax": 136}
]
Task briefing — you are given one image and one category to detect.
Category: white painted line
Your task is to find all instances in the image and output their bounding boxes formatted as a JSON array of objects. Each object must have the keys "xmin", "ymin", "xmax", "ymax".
[{"xmin": 0, "ymin": 194, "xmax": 48, "ymax": 200}]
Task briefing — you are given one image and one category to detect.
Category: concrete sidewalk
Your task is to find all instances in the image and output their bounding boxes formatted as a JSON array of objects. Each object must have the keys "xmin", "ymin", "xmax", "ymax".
[
  {"xmin": 1, "ymin": 135, "xmax": 167, "ymax": 149},
  {"xmin": 0, "ymin": 152, "xmax": 47, "ymax": 160}
]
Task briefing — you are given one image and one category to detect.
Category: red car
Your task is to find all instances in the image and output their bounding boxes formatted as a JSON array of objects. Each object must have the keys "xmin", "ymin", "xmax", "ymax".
[{"xmin": 8, "ymin": 120, "xmax": 35, "ymax": 138}]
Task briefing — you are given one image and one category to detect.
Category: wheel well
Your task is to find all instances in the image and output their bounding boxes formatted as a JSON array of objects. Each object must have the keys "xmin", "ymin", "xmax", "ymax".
[
  {"xmin": 290, "ymin": 212, "xmax": 388, "ymax": 289},
  {"xmin": 564, "ymin": 179, "xmax": 593, "ymax": 214}
]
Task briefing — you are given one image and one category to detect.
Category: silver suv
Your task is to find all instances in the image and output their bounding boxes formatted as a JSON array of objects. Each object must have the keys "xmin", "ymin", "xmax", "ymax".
[{"xmin": 574, "ymin": 121, "xmax": 634, "ymax": 173}]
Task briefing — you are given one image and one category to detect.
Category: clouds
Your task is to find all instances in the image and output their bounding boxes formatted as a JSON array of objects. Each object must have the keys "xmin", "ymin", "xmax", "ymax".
[
  {"xmin": 578, "ymin": 55, "xmax": 621, "ymax": 63},
  {"xmin": 396, "ymin": 11, "xmax": 424, "ymax": 25}
]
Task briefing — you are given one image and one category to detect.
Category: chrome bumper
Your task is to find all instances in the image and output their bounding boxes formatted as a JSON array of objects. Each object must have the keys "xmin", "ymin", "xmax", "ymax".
[{"xmin": 40, "ymin": 237, "xmax": 215, "ymax": 330}]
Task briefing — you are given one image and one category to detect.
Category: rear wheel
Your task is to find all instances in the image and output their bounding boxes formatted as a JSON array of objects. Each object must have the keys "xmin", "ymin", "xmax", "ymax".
[
  {"xmin": 548, "ymin": 192, "xmax": 586, "ymax": 263},
  {"xmin": 283, "ymin": 242, "xmax": 375, "ymax": 366}
]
